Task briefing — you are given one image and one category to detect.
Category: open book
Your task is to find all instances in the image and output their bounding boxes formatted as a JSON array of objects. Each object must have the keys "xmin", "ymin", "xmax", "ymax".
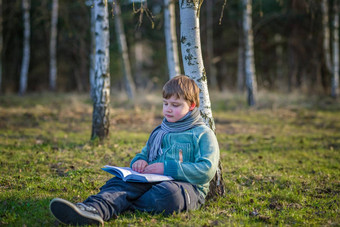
[{"xmin": 101, "ymin": 165, "xmax": 174, "ymax": 183}]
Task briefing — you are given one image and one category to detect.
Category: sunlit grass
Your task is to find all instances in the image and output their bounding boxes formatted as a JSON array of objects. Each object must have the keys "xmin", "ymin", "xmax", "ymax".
[{"xmin": 0, "ymin": 92, "xmax": 339, "ymax": 225}]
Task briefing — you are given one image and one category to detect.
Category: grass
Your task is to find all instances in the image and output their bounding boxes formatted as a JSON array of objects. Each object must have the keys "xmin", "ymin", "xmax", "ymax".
[{"xmin": 0, "ymin": 91, "xmax": 339, "ymax": 226}]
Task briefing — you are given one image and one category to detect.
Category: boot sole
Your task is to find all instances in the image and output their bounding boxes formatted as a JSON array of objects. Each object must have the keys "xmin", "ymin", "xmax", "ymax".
[{"xmin": 49, "ymin": 198, "xmax": 104, "ymax": 226}]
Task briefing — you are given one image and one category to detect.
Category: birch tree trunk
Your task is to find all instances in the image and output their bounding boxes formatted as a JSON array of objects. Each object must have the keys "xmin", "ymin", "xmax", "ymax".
[
  {"xmin": 49, "ymin": 0, "xmax": 58, "ymax": 91},
  {"xmin": 164, "ymin": 0, "xmax": 181, "ymax": 79},
  {"xmin": 0, "ymin": 0, "xmax": 2, "ymax": 93},
  {"xmin": 113, "ymin": 0, "xmax": 136, "ymax": 100},
  {"xmin": 332, "ymin": 1, "xmax": 339, "ymax": 98},
  {"xmin": 179, "ymin": 0, "xmax": 214, "ymax": 130},
  {"xmin": 89, "ymin": 1, "xmax": 96, "ymax": 100},
  {"xmin": 206, "ymin": 0, "xmax": 217, "ymax": 89},
  {"xmin": 321, "ymin": 0, "xmax": 332, "ymax": 75},
  {"xmin": 242, "ymin": 0, "xmax": 257, "ymax": 106},
  {"xmin": 19, "ymin": 0, "xmax": 30, "ymax": 95},
  {"xmin": 179, "ymin": 0, "xmax": 224, "ymax": 200},
  {"xmin": 91, "ymin": 0, "xmax": 110, "ymax": 140}
]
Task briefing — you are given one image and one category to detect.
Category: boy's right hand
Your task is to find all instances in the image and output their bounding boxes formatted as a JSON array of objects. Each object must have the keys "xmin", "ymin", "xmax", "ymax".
[{"xmin": 132, "ymin": 160, "xmax": 148, "ymax": 173}]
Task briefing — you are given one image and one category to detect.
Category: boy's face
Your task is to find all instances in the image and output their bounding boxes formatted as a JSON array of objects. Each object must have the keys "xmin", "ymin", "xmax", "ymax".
[{"xmin": 163, "ymin": 95, "xmax": 195, "ymax": 122}]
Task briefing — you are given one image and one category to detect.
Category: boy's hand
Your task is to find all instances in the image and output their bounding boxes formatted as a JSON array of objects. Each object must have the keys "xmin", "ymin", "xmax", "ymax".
[
  {"xmin": 132, "ymin": 160, "xmax": 148, "ymax": 173},
  {"xmin": 143, "ymin": 163, "xmax": 164, "ymax": 175}
]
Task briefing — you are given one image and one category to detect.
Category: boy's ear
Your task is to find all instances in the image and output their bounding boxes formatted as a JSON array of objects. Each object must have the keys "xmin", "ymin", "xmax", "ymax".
[{"xmin": 189, "ymin": 103, "xmax": 196, "ymax": 111}]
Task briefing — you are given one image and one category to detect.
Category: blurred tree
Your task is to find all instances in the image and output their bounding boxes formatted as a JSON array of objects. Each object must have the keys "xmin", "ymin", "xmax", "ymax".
[
  {"xmin": 56, "ymin": 0, "xmax": 90, "ymax": 92},
  {"xmin": 287, "ymin": 0, "xmax": 305, "ymax": 92},
  {"xmin": 274, "ymin": 34, "xmax": 284, "ymax": 89},
  {"xmin": 321, "ymin": 0, "xmax": 332, "ymax": 77},
  {"xmin": 242, "ymin": 0, "xmax": 257, "ymax": 106},
  {"xmin": 0, "ymin": 0, "xmax": 2, "ymax": 94},
  {"xmin": 164, "ymin": 0, "xmax": 181, "ymax": 79},
  {"xmin": 205, "ymin": 0, "xmax": 217, "ymax": 89},
  {"xmin": 132, "ymin": 1, "xmax": 151, "ymax": 90},
  {"xmin": 179, "ymin": 0, "xmax": 224, "ymax": 200},
  {"xmin": 237, "ymin": 5, "xmax": 245, "ymax": 92},
  {"xmin": 91, "ymin": 0, "xmax": 110, "ymax": 140},
  {"xmin": 134, "ymin": 30, "xmax": 143, "ymax": 89},
  {"xmin": 113, "ymin": 0, "xmax": 136, "ymax": 100},
  {"xmin": 19, "ymin": 0, "xmax": 30, "ymax": 95},
  {"xmin": 0, "ymin": 0, "xmax": 336, "ymax": 95},
  {"xmin": 49, "ymin": 0, "xmax": 58, "ymax": 91},
  {"xmin": 89, "ymin": 0, "xmax": 96, "ymax": 99},
  {"xmin": 331, "ymin": 0, "xmax": 339, "ymax": 98}
]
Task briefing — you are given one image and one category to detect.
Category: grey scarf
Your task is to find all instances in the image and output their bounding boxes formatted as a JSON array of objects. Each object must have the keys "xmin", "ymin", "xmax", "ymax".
[{"xmin": 147, "ymin": 108, "xmax": 205, "ymax": 162}]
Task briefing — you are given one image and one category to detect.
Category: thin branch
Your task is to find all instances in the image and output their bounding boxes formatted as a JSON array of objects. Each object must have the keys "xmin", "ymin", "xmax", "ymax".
[
  {"xmin": 219, "ymin": 0, "xmax": 227, "ymax": 25},
  {"xmin": 132, "ymin": 1, "xmax": 154, "ymax": 29}
]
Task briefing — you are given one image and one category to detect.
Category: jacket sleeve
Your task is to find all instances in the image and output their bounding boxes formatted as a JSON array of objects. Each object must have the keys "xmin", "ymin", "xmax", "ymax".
[
  {"xmin": 130, "ymin": 144, "xmax": 149, "ymax": 167},
  {"xmin": 164, "ymin": 129, "xmax": 219, "ymax": 185}
]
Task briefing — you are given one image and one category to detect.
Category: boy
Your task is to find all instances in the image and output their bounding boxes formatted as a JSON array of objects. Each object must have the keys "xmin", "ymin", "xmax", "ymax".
[{"xmin": 50, "ymin": 75, "xmax": 219, "ymax": 226}]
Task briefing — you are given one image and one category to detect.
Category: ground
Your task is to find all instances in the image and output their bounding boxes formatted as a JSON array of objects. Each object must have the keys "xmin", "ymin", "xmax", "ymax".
[{"xmin": 0, "ymin": 91, "xmax": 339, "ymax": 226}]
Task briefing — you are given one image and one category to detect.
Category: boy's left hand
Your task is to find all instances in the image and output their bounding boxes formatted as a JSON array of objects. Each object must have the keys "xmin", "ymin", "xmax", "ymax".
[{"xmin": 143, "ymin": 163, "xmax": 164, "ymax": 175}]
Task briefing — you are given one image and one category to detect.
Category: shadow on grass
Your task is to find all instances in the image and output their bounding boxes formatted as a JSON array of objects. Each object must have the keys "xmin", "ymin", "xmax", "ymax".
[{"xmin": 0, "ymin": 198, "xmax": 59, "ymax": 226}]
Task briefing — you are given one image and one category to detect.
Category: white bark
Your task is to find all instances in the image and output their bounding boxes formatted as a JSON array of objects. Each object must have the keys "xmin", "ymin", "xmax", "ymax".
[
  {"xmin": 321, "ymin": 0, "xmax": 332, "ymax": 75},
  {"xmin": 91, "ymin": 0, "xmax": 110, "ymax": 140},
  {"xmin": 19, "ymin": 0, "xmax": 30, "ymax": 95},
  {"xmin": 179, "ymin": 1, "xmax": 224, "ymax": 200},
  {"xmin": 242, "ymin": 0, "xmax": 257, "ymax": 106},
  {"xmin": 113, "ymin": 0, "xmax": 136, "ymax": 100},
  {"xmin": 164, "ymin": 0, "xmax": 181, "ymax": 79},
  {"xmin": 332, "ymin": 1, "xmax": 339, "ymax": 98},
  {"xmin": 0, "ymin": 0, "xmax": 2, "ymax": 93},
  {"xmin": 179, "ymin": 0, "xmax": 215, "ymax": 131},
  {"xmin": 90, "ymin": 2, "xmax": 96, "ymax": 100},
  {"xmin": 206, "ymin": 0, "xmax": 217, "ymax": 88},
  {"xmin": 49, "ymin": 0, "xmax": 58, "ymax": 91}
]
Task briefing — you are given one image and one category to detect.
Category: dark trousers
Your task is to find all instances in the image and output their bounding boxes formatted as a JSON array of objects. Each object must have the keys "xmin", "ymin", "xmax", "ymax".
[{"xmin": 83, "ymin": 177, "xmax": 205, "ymax": 221}]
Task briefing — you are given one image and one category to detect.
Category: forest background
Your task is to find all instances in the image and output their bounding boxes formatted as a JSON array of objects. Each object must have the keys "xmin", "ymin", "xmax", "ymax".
[
  {"xmin": 0, "ymin": 0, "xmax": 340, "ymax": 226},
  {"xmin": 1, "ymin": 0, "xmax": 338, "ymax": 94}
]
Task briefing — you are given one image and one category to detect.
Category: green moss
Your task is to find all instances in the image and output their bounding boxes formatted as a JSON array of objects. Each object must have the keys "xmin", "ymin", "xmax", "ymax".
[{"xmin": 197, "ymin": 68, "xmax": 207, "ymax": 82}]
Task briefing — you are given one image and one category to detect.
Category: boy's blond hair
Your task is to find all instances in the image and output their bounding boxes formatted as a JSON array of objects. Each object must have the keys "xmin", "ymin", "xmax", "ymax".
[{"xmin": 162, "ymin": 75, "xmax": 200, "ymax": 107}]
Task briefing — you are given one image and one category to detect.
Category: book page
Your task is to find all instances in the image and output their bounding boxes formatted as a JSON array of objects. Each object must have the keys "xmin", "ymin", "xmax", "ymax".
[
  {"xmin": 107, "ymin": 166, "xmax": 136, "ymax": 178},
  {"xmin": 102, "ymin": 165, "xmax": 174, "ymax": 182}
]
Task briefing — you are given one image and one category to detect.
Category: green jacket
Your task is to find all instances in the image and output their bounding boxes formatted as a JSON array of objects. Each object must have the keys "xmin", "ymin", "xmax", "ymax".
[{"xmin": 130, "ymin": 125, "xmax": 219, "ymax": 197}]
